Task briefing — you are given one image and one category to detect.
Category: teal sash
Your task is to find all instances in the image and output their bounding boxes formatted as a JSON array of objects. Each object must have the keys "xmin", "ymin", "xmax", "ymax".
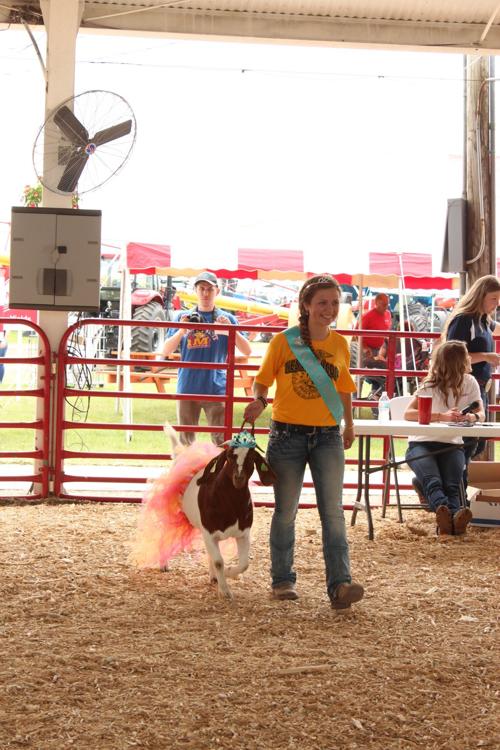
[{"xmin": 284, "ymin": 326, "xmax": 344, "ymax": 425}]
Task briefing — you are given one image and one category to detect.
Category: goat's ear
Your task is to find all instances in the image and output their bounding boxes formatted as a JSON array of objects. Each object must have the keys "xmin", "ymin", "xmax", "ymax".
[
  {"xmin": 253, "ymin": 452, "xmax": 277, "ymax": 486},
  {"xmin": 197, "ymin": 450, "xmax": 227, "ymax": 485}
]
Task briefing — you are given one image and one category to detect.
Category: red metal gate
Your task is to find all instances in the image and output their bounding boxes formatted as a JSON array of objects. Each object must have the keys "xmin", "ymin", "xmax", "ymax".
[
  {"xmin": 53, "ymin": 318, "xmax": 265, "ymax": 502},
  {"xmin": 0, "ymin": 318, "xmax": 51, "ymax": 499}
]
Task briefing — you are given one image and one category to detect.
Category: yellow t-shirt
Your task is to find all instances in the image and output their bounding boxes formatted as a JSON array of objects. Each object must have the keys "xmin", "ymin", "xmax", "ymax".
[{"xmin": 255, "ymin": 330, "xmax": 356, "ymax": 426}]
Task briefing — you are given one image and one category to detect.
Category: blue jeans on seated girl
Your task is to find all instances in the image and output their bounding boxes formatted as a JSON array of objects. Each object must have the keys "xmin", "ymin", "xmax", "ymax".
[
  {"xmin": 267, "ymin": 421, "xmax": 352, "ymax": 594},
  {"xmin": 405, "ymin": 441, "xmax": 465, "ymax": 513}
]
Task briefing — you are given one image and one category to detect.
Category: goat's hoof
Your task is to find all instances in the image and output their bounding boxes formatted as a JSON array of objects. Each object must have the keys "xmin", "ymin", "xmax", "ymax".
[
  {"xmin": 225, "ymin": 566, "xmax": 240, "ymax": 580},
  {"xmin": 160, "ymin": 565, "xmax": 169, "ymax": 573},
  {"xmin": 218, "ymin": 588, "xmax": 233, "ymax": 601}
]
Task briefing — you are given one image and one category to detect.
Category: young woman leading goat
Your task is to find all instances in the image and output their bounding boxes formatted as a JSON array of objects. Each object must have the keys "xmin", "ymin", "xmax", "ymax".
[{"xmin": 244, "ymin": 274, "xmax": 364, "ymax": 611}]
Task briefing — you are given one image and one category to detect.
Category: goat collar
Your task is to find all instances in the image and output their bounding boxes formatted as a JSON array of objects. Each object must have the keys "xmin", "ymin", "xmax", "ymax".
[{"xmin": 228, "ymin": 430, "xmax": 261, "ymax": 451}]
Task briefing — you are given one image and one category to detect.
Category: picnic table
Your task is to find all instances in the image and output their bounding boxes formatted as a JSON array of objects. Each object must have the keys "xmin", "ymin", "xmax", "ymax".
[{"xmin": 98, "ymin": 352, "xmax": 259, "ymax": 395}]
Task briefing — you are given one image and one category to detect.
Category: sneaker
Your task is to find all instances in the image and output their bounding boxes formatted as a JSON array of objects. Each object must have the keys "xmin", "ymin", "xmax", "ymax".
[
  {"xmin": 435, "ymin": 505, "xmax": 453, "ymax": 536},
  {"xmin": 411, "ymin": 476, "xmax": 429, "ymax": 509},
  {"xmin": 453, "ymin": 507, "xmax": 473, "ymax": 536},
  {"xmin": 329, "ymin": 582, "xmax": 364, "ymax": 610},
  {"xmin": 271, "ymin": 582, "xmax": 299, "ymax": 601}
]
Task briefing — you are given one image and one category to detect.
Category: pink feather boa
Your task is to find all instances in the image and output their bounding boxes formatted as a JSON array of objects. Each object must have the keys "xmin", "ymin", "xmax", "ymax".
[{"xmin": 131, "ymin": 442, "xmax": 222, "ymax": 569}]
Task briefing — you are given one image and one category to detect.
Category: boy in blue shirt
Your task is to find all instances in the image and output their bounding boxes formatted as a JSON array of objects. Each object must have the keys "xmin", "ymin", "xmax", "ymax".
[{"xmin": 161, "ymin": 272, "xmax": 252, "ymax": 445}]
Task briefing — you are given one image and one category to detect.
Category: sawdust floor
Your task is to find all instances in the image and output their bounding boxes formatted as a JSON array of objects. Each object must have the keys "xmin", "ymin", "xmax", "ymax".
[{"xmin": 0, "ymin": 500, "xmax": 498, "ymax": 750}]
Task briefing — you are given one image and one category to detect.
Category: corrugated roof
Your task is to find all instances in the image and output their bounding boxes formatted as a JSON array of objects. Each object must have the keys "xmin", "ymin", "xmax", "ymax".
[{"xmin": 3, "ymin": 2, "xmax": 500, "ymax": 52}]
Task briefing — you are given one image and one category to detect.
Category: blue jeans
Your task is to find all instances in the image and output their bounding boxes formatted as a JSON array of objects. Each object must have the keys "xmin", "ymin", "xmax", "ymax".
[
  {"xmin": 406, "ymin": 441, "xmax": 465, "ymax": 513},
  {"xmin": 266, "ymin": 421, "xmax": 351, "ymax": 594}
]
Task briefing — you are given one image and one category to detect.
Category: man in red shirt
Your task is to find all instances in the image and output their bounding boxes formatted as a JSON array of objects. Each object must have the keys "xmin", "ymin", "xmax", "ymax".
[
  {"xmin": 355, "ymin": 293, "xmax": 392, "ymax": 400},
  {"xmin": 360, "ymin": 293, "xmax": 392, "ymax": 358}
]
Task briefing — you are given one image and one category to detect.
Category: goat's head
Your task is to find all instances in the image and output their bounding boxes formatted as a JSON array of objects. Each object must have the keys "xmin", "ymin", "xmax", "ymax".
[{"xmin": 197, "ymin": 447, "xmax": 276, "ymax": 490}]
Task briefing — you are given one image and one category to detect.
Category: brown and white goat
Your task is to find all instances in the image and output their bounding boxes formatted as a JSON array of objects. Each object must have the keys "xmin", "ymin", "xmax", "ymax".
[{"xmin": 169, "ymin": 428, "xmax": 276, "ymax": 599}]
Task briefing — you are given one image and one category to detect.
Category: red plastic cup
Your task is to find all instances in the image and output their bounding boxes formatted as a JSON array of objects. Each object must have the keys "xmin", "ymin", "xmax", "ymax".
[{"xmin": 418, "ymin": 395, "xmax": 432, "ymax": 425}]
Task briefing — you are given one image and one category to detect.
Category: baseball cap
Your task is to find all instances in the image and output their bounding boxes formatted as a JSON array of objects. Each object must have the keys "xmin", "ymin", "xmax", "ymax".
[{"xmin": 194, "ymin": 271, "xmax": 219, "ymax": 287}]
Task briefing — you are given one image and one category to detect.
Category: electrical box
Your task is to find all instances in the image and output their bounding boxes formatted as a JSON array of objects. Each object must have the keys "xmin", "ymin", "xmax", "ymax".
[{"xmin": 9, "ymin": 206, "xmax": 102, "ymax": 311}]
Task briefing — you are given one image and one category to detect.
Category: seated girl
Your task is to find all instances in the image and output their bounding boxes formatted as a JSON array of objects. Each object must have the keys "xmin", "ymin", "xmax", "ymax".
[{"xmin": 404, "ymin": 340, "xmax": 484, "ymax": 538}]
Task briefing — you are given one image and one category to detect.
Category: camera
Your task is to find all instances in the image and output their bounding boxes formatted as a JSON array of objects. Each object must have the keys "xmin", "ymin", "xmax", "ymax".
[{"xmin": 187, "ymin": 311, "xmax": 203, "ymax": 324}]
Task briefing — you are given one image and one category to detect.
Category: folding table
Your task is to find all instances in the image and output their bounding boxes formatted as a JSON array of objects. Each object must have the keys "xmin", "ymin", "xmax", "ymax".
[{"xmin": 350, "ymin": 419, "xmax": 500, "ymax": 540}]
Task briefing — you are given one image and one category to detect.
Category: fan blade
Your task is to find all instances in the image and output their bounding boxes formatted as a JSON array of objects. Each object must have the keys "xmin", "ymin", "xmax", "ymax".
[
  {"xmin": 92, "ymin": 120, "xmax": 132, "ymax": 147},
  {"xmin": 57, "ymin": 149, "xmax": 88, "ymax": 192},
  {"xmin": 54, "ymin": 106, "xmax": 89, "ymax": 146}
]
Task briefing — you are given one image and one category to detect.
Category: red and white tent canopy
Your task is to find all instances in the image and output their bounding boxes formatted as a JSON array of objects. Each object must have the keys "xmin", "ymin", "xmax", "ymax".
[
  {"xmin": 238, "ymin": 248, "xmax": 304, "ymax": 273},
  {"xmin": 126, "ymin": 242, "xmax": 171, "ymax": 274},
  {"xmin": 369, "ymin": 251, "xmax": 433, "ymax": 277},
  {"xmin": 124, "ymin": 242, "xmax": 460, "ymax": 290}
]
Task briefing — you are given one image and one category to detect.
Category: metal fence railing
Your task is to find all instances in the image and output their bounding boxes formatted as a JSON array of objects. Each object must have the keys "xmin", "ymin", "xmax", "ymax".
[{"xmin": 1, "ymin": 318, "xmax": 497, "ymax": 505}]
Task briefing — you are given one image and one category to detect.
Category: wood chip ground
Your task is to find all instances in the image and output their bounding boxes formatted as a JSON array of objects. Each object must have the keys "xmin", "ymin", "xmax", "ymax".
[{"xmin": 1, "ymin": 500, "xmax": 498, "ymax": 749}]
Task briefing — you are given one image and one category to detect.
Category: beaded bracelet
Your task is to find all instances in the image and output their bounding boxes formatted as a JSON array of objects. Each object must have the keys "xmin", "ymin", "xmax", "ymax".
[{"xmin": 256, "ymin": 395, "xmax": 268, "ymax": 409}]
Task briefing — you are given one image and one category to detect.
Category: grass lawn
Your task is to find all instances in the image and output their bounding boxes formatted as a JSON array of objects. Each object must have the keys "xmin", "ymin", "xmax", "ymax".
[
  {"xmin": 0, "ymin": 380, "xmax": 405, "ymax": 464},
  {"xmin": 62, "ymin": 384, "xmax": 273, "ymax": 462}
]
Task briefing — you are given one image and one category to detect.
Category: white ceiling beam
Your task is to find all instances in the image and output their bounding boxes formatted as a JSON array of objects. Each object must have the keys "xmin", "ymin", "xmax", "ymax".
[
  {"xmin": 79, "ymin": 6, "xmax": 500, "ymax": 55},
  {"xmin": 3, "ymin": 3, "xmax": 500, "ymax": 54}
]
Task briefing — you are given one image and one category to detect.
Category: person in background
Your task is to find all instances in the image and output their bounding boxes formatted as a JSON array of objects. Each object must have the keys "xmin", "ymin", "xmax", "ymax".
[
  {"xmin": 243, "ymin": 274, "xmax": 364, "ymax": 610},
  {"xmin": 356, "ymin": 293, "xmax": 392, "ymax": 399},
  {"xmin": 442, "ymin": 274, "xmax": 500, "ymax": 458},
  {"xmin": 376, "ymin": 322, "xmax": 430, "ymax": 395},
  {"xmin": 359, "ymin": 293, "xmax": 392, "ymax": 358},
  {"xmin": 161, "ymin": 271, "xmax": 252, "ymax": 445},
  {"xmin": 404, "ymin": 340, "xmax": 484, "ymax": 538}
]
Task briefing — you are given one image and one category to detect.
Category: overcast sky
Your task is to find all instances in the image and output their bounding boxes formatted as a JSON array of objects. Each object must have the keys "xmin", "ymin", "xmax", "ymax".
[{"xmin": 0, "ymin": 29, "xmax": 466, "ymax": 273}]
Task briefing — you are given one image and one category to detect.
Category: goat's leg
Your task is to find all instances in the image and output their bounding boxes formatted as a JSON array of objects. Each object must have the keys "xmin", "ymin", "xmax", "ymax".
[
  {"xmin": 207, "ymin": 556, "xmax": 217, "ymax": 585},
  {"xmin": 225, "ymin": 531, "xmax": 250, "ymax": 579},
  {"xmin": 201, "ymin": 531, "xmax": 232, "ymax": 600}
]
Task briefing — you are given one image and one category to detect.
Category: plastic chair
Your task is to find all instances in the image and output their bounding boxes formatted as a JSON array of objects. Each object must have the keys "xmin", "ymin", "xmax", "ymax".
[{"xmin": 389, "ymin": 395, "xmax": 412, "ymax": 420}]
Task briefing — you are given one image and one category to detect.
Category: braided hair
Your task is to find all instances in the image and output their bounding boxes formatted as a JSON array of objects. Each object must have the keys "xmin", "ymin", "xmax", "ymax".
[{"xmin": 298, "ymin": 274, "xmax": 342, "ymax": 360}]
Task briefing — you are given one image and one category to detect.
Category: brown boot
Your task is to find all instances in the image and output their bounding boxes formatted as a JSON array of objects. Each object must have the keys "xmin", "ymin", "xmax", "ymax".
[
  {"xmin": 270, "ymin": 582, "xmax": 299, "ymax": 601},
  {"xmin": 436, "ymin": 505, "xmax": 453, "ymax": 537},
  {"xmin": 453, "ymin": 508, "xmax": 472, "ymax": 535},
  {"xmin": 412, "ymin": 477, "xmax": 430, "ymax": 511},
  {"xmin": 329, "ymin": 582, "xmax": 364, "ymax": 610}
]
